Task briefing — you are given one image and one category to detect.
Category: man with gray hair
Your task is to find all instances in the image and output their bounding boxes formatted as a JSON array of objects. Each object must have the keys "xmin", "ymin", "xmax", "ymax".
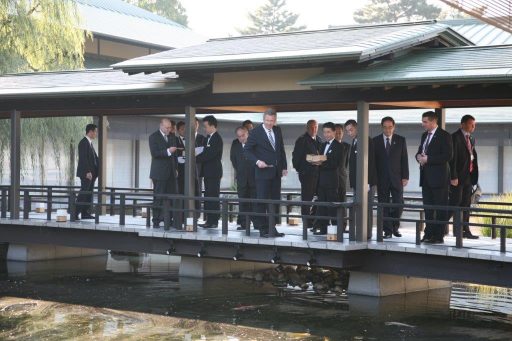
[
  {"xmin": 244, "ymin": 109, "xmax": 288, "ymax": 237},
  {"xmin": 149, "ymin": 118, "xmax": 178, "ymax": 229}
]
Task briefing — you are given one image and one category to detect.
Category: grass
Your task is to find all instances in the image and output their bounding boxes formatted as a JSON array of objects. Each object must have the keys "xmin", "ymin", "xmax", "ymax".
[{"xmin": 475, "ymin": 193, "xmax": 512, "ymax": 238}]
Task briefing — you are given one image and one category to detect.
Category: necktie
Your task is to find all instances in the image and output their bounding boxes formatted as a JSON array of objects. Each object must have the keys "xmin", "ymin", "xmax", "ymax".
[
  {"xmin": 423, "ymin": 133, "xmax": 432, "ymax": 154},
  {"xmin": 385, "ymin": 137, "xmax": 391, "ymax": 154},
  {"xmin": 164, "ymin": 134, "xmax": 168, "ymax": 143},
  {"xmin": 207, "ymin": 134, "xmax": 211, "ymax": 145},
  {"xmin": 267, "ymin": 129, "xmax": 275, "ymax": 150},
  {"xmin": 466, "ymin": 134, "xmax": 474, "ymax": 173},
  {"xmin": 324, "ymin": 141, "xmax": 330, "ymax": 155}
]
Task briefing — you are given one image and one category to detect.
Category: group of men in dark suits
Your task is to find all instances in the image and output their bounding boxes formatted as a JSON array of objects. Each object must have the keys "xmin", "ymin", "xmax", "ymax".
[
  {"xmin": 148, "ymin": 116, "xmax": 224, "ymax": 229},
  {"xmin": 74, "ymin": 108, "xmax": 479, "ymax": 244},
  {"xmin": 416, "ymin": 112, "xmax": 479, "ymax": 244}
]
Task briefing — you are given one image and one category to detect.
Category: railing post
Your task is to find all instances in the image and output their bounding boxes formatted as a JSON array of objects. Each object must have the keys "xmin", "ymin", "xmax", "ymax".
[
  {"xmin": 23, "ymin": 190, "xmax": 30, "ymax": 219},
  {"xmin": 491, "ymin": 216, "xmax": 497, "ymax": 239},
  {"xmin": 500, "ymin": 227, "xmax": 507, "ymax": 253},
  {"xmin": 163, "ymin": 196, "xmax": 171, "ymax": 230},
  {"xmin": 349, "ymin": 205, "xmax": 356, "ymax": 241},
  {"xmin": 228, "ymin": 202, "xmax": 233, "ymax": 223},
  {"xmin": 336, "ymin": 205, "xmax": 345, "ymax": 242},
  {"xmin": 69, "ymin": 192, "xmax": 77, "ymax": 222},
  {"xmin": 110, "ymin": 188, "xmax": 116, "ymax": 216},
  {"xmin": 419, "ymin": 210, "xmax": 425, "ymax": 232},
  {"xmin": 268, "ymin": 202, "xmax": 276, "ymax": 237},
  {"xmin": 302, "ymin": 201, "xmax": 308, "ymax": 241},
  {"xmin": 146, "ymin": 206, "xmax": 151, "ymax": 228},
  {"xmin": 119, "ymin": 193, "xmax": 125, "ymax": 226},
  {"xmin": 46, "ymin": 186, "xmax": 53, "ymax": 221},
  {"xmin": 415, "ymin": 221, "xmax": 421, "ymax": 245},
  {"xmin": 245, "ymin": 210, "xmax": 251, "ymax": 236},
  {"xmin": 132, "ymin": 198, "xmax": 137, "ymax": 217},
  {"xmin": 453, "ymin": 208, "xmax": 463, "ymax": 249},
  {"xmin": 286, "ymin": 194, "xmax": 292, "ymax": 225},
  {"xmin": 95, "ymin": 192, "xmax": 100, "ymax": 225},
  {"xmin": 376, "ymin": 205, "xmax": 383, "ymax": 242},
  {"xmin": 1, "ymin": 188, "xmax": 6, "ymax": 218},
  {"xmin": 174, "ymin": 196, "xmax": 183, "ymax": 230},
  {"xmin": 222, "ymin": 199, "xmax": 228, "ymax": 235}
]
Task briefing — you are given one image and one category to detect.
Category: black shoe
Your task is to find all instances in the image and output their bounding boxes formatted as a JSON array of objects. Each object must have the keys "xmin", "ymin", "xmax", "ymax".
[
  {"xmin": 383, "ymin": 233, "xmax": 392, "ymax": 239},
  {"xmin": 421, "ymin": 236, "xmax": 433, "ymax": 243},
  {"xmin": 202, "ymin": 224, "xmax": 218, "ymax": 229},
  {"xmin": 393, "ymin": 232, "xmax": 402, "ymax": 238},
  {"xmin": 73, "ymin": 214, "xmax": 80, "ymax": 221},
  {"xmin": 237, "ymin": 226, "xmax": 247, "ymax": 231},
  {"xmin": 198, "ymin": 223, "xmax": 209, "ymax": 228},
  {"xmin": 81, "ymin": 214, "xmax": 95, "ymax": 219},
  {"xmin": 463, "ymin": 232, "xmax": 479, "ymax": 239},
  {"xmin": 431, "ymin": 238, "xmax": 444, "ymax": 244}
]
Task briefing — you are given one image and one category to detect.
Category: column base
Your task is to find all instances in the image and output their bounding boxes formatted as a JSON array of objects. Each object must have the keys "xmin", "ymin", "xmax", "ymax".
[{"xmin": 348, "ymin": 271, "xmax": 451, "ymax": 297}]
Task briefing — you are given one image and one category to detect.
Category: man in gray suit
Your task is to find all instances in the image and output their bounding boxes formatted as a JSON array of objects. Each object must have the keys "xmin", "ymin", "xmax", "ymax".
[{"xmin": 149, "ymin": 118, "xmax": 178, "ymax": 229}]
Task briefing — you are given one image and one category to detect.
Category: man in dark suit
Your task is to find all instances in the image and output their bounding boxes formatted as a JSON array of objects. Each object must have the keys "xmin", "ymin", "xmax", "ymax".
[
  {"xmin": 244, "ymin": 109, "xmax": 288, "ymax": 238},
  {"xmin": 345, "ymin": 119, "xmax": 378, "ymax": 239},
  {"xmin": 197, "ymin": 115, "xmax": 223, "ymax": 228},
  {"xmin": 312, "ymin": 122, "xmax": 343, "ymax": 235},
  {"xmin": 242, "ymin": 120, "xmax": 254, "ymax": 131},
  {"xmin": 75, "ymin": 123, "xmax": 99, "ymax": 220},
  {"xmin": 149, "ymin": 118, "xmax": 178, "ymax": 229},
  {"xmin": 335, "ymin": 124, "xmax": 350, "ymax": 203},
  {"xmin": 373, "ymin": 117, "xmax": 409, "ymax": 239},
  {"xmin": 449, "ymin": 115, "xmax": 479, "ymax": 239},
  {"xmin": 175, "ymin": 121, "xmax": 186, "ymax": 194},
  {"xmin": 292, "ymin": 120, "xmax": 322, "ymax": 229},
  {"xmin": 416, "ymin": 111, "xmax": 453, "ymax": 244},
  {"xmin": 230, "ymin": 126, "xmax": 256, "ymax": 230}
]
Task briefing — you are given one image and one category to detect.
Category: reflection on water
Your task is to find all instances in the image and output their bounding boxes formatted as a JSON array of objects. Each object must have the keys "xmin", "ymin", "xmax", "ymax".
[{"xmin": 0, "ymin": 253, "xmax": 511, "ymax": 340}]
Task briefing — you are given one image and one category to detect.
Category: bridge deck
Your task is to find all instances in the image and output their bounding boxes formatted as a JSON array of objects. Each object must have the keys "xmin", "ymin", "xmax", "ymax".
[{"xmin": 1, "ymin": 212, "xmax": 512, "ymax": 263}]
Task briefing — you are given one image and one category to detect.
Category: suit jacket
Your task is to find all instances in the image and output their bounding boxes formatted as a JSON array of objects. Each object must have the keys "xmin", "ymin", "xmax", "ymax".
[
  {"xmin": 318, "ymin": 139, "xmax": 343, "ymax": 188},
  {"xmin": 244, "ymin": 124, "xmax": 287, "ymax": 180},
  {"xmin": 230, "ymin": 139, "xmax": 255, "ymax": 187},
  {"xmin": 416, "ymin": 127, "xmax": 453, "ymax": 188},
  {"xmin": 373, "ymin": 134, "xmax": 409, "ymax": 190},
  {"xmin": 291, "ymin": 132, "xmax": 322, "ymax": 177},
  {"xmin": 196, "ymin": 131, "xmax": 223, "ymax": 179},
  {"xmin": 149, "ymin": 130, "xmax": 178, "ymax": 181},
  {"xmin": 175, "ymin": 135, "xmax": 186, "ymax": 180},
  {"xmin": 349, "ymin": 137, "xmax": 377, "ymax": 188},
  {"xmin": 195, "ymin": 133, "xmax": 206, "ymax": 178},
  {"xmin": 76, "ymin": 137, "xmax": 99, "ymax": 178},
  {"xmin": 338, "ymin": 141, "xmax": 350, "ymax": 186},
  {"xmin": 450, "ymin": 129, "xmax": 479, "ymax": 186}
]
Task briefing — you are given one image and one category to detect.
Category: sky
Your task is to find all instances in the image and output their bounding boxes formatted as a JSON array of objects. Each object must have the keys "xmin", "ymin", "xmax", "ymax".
[{"xmin": 179, "ymin": 0, "xmax": 452, "ymax": 38}]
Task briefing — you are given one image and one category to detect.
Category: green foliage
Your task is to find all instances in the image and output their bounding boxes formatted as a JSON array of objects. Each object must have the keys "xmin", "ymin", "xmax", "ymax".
[
  {"xmin": 238, "ymin": 0, "xmax": 306, "ymax": 35},
  {"xmin": 0, "ymin": 0, "xmax": 88, "ymax": 74},
  {"xmin": 353, "ymin": 0, "xmax": 442, "ymax": 24},
  {"xmin": 125, "ymin": 0, "xmax": 188, "ymax": 26},
  {"xmin": 476, "ymin": 193, "xmax": 512, "ymax": 238}
]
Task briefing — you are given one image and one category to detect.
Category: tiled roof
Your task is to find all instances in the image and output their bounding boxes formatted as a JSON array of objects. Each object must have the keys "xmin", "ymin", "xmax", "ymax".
[
  {"xmin": 113, "ymin": 21, "xmax": 471, "ymax": 73},
  {"xmin": 75, "ymin": 0, "xmax": 205, "ymax": 49},
  {"xmin": 300, "ymin": 45, "xmax": 512, "ymax": 88},
  {"xmin": 0, "ymin": 69, "xmax": 210, "ymax": 99}
]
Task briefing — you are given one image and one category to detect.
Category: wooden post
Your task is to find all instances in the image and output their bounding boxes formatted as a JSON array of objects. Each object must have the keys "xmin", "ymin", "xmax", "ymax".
[
  {"xmin": 184, "ymin": 106, "xmax": 196, "ymax": 219},
  {"xmin": 435, "ymin": 108, "xmax": 446, "ymax": 130},
  {"xmin": 98, "ymin": 115, "xmax": 108, "ymax": 215},
  {"xmin": 355, "ymin": 101, "xmax": 369, "ymax": 242},
  {"xmin": 10, "ymin": 110, "xmax": 21, "ymax": 219}
]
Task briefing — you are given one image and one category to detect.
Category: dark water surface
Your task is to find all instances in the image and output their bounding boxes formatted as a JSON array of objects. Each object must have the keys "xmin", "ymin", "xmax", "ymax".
[{"xmin": 0, "ymin": 253, "xmax": 511, "ymax": 340}]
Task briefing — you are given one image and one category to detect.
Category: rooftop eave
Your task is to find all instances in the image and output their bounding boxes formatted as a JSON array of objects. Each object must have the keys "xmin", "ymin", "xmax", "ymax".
[
  {"xmin": 0, "ymin": 77, "xmax": 211, "ymax": 100},
  {"xmin": 113, "ymin": 47, "xmax": 362, "ymax": 74}
]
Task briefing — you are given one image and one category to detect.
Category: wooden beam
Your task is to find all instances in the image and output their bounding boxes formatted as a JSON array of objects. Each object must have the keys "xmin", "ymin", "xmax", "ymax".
[{"xmin": 355, "ymin": 101, "xmax": 369, "ymax": 242}]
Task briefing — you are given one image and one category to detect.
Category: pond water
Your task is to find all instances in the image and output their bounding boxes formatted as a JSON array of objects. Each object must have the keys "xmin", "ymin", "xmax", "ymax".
[{"xmin": 0, "ymin": 253, "xmax": 511, "ymax": 340}]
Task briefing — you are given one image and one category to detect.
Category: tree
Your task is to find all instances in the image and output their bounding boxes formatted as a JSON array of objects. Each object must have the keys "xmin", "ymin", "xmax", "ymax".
[
  {"xmin": 238, "ymin": 0, "xmax": 306, "ymax": 35},
  {"xmin": 0, "ymin": 0, "xmax": 87, "ymax": 74},
  {"xmin": 0, "ymin": 1, "xmax": 90, "ymax": 185},
  {"xmin": 353, "ymin": 0, "xmax": 442, "ymax": 24},
  {"xmin": 125, "ymin": 0, "xmax": 188, "ymax": 26}
]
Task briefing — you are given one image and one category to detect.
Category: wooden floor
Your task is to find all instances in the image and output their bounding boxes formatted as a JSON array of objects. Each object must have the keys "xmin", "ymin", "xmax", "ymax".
[{"xmin": 1, "ymin": 211, "xmax": 512, "ymax": 263}]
